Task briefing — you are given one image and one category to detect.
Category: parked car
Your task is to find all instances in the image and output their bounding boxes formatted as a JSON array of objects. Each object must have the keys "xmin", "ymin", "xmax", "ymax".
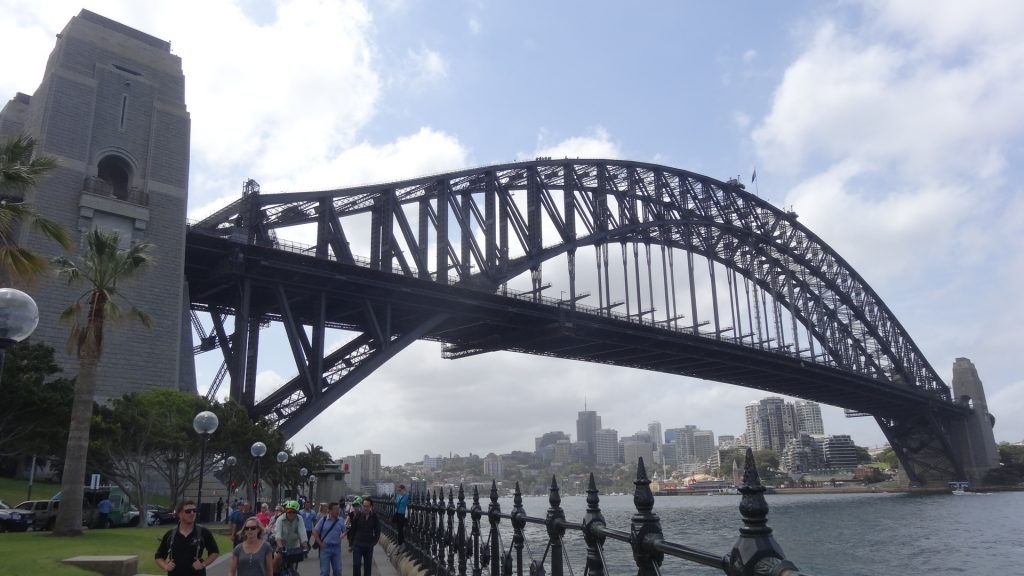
[
  {"xmin": 146, "ymin": 504, "xmax": 176, "ymax": 526},
  {"xmin": 0, "ymin": 500, "xmax": 35, "ymax": 532},
  {"xmin": 15, "ymin": 500, "xmax": 60, "ymax": 531}
]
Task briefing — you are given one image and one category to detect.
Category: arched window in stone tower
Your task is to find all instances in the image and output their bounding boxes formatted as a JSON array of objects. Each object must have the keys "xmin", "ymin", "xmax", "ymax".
[{"xmin": 97, "ymin": 155, "xmax": 132, "ymax": 200}]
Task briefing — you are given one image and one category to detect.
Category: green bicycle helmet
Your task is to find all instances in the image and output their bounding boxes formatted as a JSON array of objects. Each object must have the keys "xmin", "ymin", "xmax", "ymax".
[{"xmin": 284, "ymin": 500, "xmax": 300, "ymax": 511}]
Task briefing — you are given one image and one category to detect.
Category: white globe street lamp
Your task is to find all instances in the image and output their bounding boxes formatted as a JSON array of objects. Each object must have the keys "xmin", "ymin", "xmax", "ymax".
[
  {"xmin": 226, "ymin": 456, "xmax": 237, "ymax": 502},
  {"xmin": 0, "ymin": 288, "xmax": 39, "ymax": 387},
  {"xmin": 192, "ymin": 411, "xmax": 219, "ymax": 521},
  {"xmin": 251, "ymin": 442, "xmax": 267, "ymax": 504}
]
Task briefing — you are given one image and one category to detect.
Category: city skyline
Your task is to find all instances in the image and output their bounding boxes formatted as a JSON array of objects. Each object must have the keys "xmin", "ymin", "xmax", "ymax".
[{"xmin": 2, "ymin": 1, "xmax": 1021, "ymax": 467}]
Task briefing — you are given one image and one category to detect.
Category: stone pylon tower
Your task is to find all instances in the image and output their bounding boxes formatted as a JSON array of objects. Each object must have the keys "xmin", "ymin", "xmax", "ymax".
[
  {"xmin": 950, "ymin": 358, "xmax": 1000, "ymax": 483},
  {"xmin": 0, "ymin": 10, "xmax": 195, "ymax": 399}
]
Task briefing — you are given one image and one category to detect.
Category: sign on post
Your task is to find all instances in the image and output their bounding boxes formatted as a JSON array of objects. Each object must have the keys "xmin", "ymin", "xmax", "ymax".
[{"xmin": 90, "ymin": 474, "xmax": 100, "ymax": 489}]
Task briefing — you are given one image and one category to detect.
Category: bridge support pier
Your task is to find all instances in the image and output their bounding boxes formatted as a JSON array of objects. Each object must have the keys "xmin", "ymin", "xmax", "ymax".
[{"xmin": 948, "ymin": 358, "xmax": 1000, "ymax": 484}]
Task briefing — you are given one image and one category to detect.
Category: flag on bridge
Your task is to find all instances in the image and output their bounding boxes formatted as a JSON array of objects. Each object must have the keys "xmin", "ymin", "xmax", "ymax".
[{"xmin": 751, "ymin": 168, "xmax": 757, "ymax": 183}]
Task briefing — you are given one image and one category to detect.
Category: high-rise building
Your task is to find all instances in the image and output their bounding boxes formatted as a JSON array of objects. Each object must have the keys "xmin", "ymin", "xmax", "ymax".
[
  {"xmin": 745, "ymin": 397, "xmax": 799, "ymax": 453},
  {"xmin": 576, "ymin": 410, "xmax": 601, "ymax": 463},
  {"xmin": 648, "ymin": 421, "xmax": 663, "ymax": 447},
  {"xmin": 795, "ymin": 401, "xmax": 825, "ymax": 435},
  {"xmin": 693, "ymin": 430, "xmax": 716, "ymax": 471},
  {"xmin": 718, "ymin": 435, "xmax": 737, "ymax": 449},
  {"xmin": 594, "ymin": 428, "xmax": 619, "ymax": 465},
  {"xmin": 0, "ymin": 10, "xmax": 194, "ymax": 400},
  {"xmin": 422, "ymin": 455, "xmax": 444, "ymax": 471}
]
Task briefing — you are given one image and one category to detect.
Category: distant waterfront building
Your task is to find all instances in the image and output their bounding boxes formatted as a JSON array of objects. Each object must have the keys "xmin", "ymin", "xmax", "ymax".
[
  {"xmin": 483, "ymin": 453, "xmax": 503, "ymax": 479},
  {"xmin": 594, "ymin": 428, "xmax": 619, "ymax": 465},
  {"xmin": 623, "ymin": 440, "xmax": 654, "ymax": 466},
  {"xmin": 795, "ymin": 401, "xmax": 825, "ymax": 435},
  {"xmin": 822, "ymin": 435, "xmax": 858, "ymax": 469},
  {"xmin": 535, "ymin": 431, "xmax": 571, "ymax": 457},
  {"xmin": 552, "ymin": 439, "xmax": 573, "ymax": 463},
  {"xmin": 342, "ymin": 450, "xmax": 381, "ymax": 488},
  {"xmin": 781, "ymin": 433, "xmax": 824, "ymax": 473},
  {"xmin": 423, "ymin": 454, "xmax": 444, "ymax": 471},
  {"xmin": 718, "ymin": 435, "xmax": 737, "ymax": 449},
  {"xmin": 576, "ymin": 410, "xmax": 602, "ymax": 463}
]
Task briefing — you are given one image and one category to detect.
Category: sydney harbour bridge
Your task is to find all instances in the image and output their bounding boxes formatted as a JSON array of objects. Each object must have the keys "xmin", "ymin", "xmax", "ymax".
[{"xmin": 185, "ymin": 159, "xmax": 995, "ymax": 487}]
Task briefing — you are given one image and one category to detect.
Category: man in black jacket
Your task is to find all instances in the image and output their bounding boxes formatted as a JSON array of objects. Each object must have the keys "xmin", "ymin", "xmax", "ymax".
[{"xmin": 349, "ymin": 497, "xmax": 380, "ymax": 576}]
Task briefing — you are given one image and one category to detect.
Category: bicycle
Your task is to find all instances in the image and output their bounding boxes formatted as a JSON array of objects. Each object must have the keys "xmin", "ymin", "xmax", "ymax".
[{"xmin": 278, "ymin": 546, "xmax": 306, "ymax": 576}]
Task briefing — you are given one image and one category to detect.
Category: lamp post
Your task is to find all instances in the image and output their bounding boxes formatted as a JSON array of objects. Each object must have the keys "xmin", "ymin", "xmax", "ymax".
[
  {"xmin": 0, "ymin": 288, "xmax": 39, "ymax": 388},
  {"xmin": 309, "ymin": 474, "xmax": 317, "ymax": 503},
  {"xmin": 226, "ymin": 456, "xmax": 237, "ymax": 502},
  {"xmin": 299, "ymin": 467, "xmax": 308, "ymax": 500},
  {"xmin": 193, "ymin": 411, "xmax": 219, "ymax": 522},
  {"xmin": 276, "ymin": 451, "xmax": 289, "ymax": 501},
  {"xmin": 251, "ymin": 441, "xmax": 267, "ymax": 505}
]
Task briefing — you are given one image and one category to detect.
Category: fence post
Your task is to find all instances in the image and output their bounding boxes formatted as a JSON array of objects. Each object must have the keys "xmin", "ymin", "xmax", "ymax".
[
  {"xmin": 727, "ymin": 448, "xmax": 801, "ymax": 576},
  {"xmin": 447, "ymin": 488, "xmax": 457, "ymax": 575},
  {"xmin": 488, "ymin": 480, "xmax": 502, "ymax": 576},
  {"xmin": 512, "ymin": 482, "xmax": 526, "ymax": 576},
  {"xmin": 582, "ymin": 473, "xmax": 606, "ymax": 576},
  {"xmin": 435, "ymin": 489, "xmax": 446, "ymax": 575},
  {"xmin": 457, "ymin": 484, "xmax": 468, "ymax": 576},
  {"xmin": 471, "ymin": 486, "xmax": 483, "ymax": 576},
  {"xmin": 629, "ymin": 457, "xmax": 664, "ymax": 576},
  {"xmin": 546, "ymin": 475, "xmax": 565, "ymax": 576}
]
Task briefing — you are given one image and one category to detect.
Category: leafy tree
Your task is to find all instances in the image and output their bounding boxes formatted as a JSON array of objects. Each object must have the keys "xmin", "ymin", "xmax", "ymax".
[
  {"xmin": 51, "ymin": 230, "xmax": 152, "ymax": 536},
  {"xmin": 983, "ymin": 444, "xmax": 1024, "ymax": 486},
  {"xmin": 206, "ymin": 400, "xmax": 284, "ymax": 505},
  {"xmin": 0, "ymin": 340, "xmax": 73, "ymax": 463},
  {"xmin": 0, "ymin": 134, "xmax": 71, "ymax": 283},
  {"xmin": 854, "ymin": 445, "xmax": 872, "ymax": 464},
  {"xmin": 873, "ymin": 448, "xmax": 900, "ymax": 470}
]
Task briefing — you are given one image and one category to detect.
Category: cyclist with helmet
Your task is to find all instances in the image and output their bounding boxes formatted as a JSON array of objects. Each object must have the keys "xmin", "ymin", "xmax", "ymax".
[{"xmin": 273, "ymin": 501, "xmax": 309, "ymax": 573}]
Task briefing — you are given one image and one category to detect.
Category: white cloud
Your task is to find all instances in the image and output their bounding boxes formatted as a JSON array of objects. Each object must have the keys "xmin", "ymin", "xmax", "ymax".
[
  {"xmin": 468, "ymin": 17, "xmax": 482, "ymax": 35},
  {"xmin": 742, "ymin": 49, "xmax": 758, "ymax": 64},
  {"xmin": 752, "ymin": 18, "xmax": 1024, "ymax": 180},
  {"xmin": 404, "ymin": 46, "xmax": 449, "ymax": 85},
  {"xmin": 531, "ymin": 127, "xmax": 621, "ymax": 160}
]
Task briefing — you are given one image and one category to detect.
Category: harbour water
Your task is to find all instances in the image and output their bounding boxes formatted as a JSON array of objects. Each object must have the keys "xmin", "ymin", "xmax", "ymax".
[{"xmin": 503, "ymin": 491, "xmax": 1024, "ymax": 575}]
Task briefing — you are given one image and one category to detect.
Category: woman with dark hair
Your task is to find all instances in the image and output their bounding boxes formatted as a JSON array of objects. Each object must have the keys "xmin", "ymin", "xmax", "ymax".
[{"xmin": 228, "ymin": 517, "xmax": 274, "ymax": 576}]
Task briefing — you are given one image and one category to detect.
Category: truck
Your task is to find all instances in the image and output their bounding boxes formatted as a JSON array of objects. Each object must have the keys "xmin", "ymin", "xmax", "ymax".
[
  {"xmin": 14, "ymin": 499, "xmax": 61, "ymax": 530},
  {"xmin": 52, "ymin": 486, "xmax": 137, "ymax": 528}
]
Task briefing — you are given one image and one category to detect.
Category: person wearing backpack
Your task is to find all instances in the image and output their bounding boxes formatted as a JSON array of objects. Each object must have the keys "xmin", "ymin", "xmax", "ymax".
[
  {"xmin": 312, "ymin": 501, "xmax": 346, "ymax": 576},
  {"xmin": 155, "ymin": 500, "xmax": 221, "ymax": 575}
]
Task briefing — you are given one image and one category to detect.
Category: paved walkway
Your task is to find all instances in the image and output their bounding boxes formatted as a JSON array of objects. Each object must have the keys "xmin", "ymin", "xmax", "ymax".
[{"xmin": 205, "ymin": 540, "xmax": 400, "ymax": 576}]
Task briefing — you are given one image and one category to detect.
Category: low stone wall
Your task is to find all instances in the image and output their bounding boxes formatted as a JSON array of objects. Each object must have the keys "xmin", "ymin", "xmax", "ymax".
[{"xmin": 62, "ymin": 555, "xmax": 138, "ymax": 576}]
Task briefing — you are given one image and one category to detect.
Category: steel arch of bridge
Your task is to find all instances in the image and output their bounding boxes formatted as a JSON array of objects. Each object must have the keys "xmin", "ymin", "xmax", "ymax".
[{"xmin": 187, "ymin": 159, "xmax": 971, "ymax": 485}]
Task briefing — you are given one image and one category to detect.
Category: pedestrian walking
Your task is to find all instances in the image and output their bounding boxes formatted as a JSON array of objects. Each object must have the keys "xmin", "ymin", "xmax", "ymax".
[
  {"xmin": 299, "ymin": 500, "xmax": 317, "ymax": 543},
  {"xmin": 230, "ymin": 502, "xmax": 254, "ymax": 546},
  {"xmin": 349, "ymin": 497, "xmax": 380, "ymax": 576},
  {"xmin": 393, "ymin": 485, "xmax": 409, "ymax": 547},
  {"xmin": 228, "ymin": 517, "xmax": 274, "ymax": 576},
  {"xmin": 217, "ymin": 497, "xmax": 224, "ymax": 523},
  {"xmin": 312, "ymin": 501, "xmax": 346, "ymax": 576},
  {"xmin": 96, "ymin": 497, "xmax": 112, "ymax": 528},
  {"xmin": 155, "ymin": 500, "xmax": 221, "ymax": 576}
]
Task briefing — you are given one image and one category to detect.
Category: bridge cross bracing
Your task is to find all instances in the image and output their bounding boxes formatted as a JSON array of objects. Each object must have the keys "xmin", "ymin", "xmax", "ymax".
[{"xmin": 186, "ymin": 159, "xmax": 972, "ymax": 486}]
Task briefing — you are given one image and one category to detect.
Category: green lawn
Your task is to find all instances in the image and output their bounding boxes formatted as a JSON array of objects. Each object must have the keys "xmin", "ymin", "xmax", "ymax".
[
  {"xmin": 0, "ymin": 475, "xmax": 61, "ymax": 506},
  {"xmin": 0, "ymin": 525, "xmax": 233, "ymax": 576}
]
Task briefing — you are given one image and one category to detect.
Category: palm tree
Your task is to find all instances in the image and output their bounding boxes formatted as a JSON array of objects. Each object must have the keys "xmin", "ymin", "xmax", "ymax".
[
  {"xmin": 51, "ymin": 229, "xmax": 152, "ymax": 536},
  {"xmin": 0, "ymin": 134, "xmax": 71, "ymax": 283}
]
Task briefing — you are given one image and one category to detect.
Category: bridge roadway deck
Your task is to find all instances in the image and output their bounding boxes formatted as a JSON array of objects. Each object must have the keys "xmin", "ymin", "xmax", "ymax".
[{"xmin": 186, "ymin": 231, "xmax": 968, "ymax": 421}]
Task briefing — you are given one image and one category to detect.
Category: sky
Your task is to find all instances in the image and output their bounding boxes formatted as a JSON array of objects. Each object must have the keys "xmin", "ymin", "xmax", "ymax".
[{"xmin": 2, "ymin": 0, "xmax": 1023, "ymax": 466}]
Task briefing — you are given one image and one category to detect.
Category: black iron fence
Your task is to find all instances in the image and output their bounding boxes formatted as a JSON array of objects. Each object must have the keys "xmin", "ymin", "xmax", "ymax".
[{"xmin": 376, "ymin": 449, "xmax": 812, "ymax": 576}]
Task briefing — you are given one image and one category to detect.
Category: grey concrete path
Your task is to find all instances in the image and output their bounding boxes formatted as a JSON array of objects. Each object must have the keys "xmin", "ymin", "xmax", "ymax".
[{"xmin": 204, "ymin": 539, "xmax": 400, "ymax": 576}]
